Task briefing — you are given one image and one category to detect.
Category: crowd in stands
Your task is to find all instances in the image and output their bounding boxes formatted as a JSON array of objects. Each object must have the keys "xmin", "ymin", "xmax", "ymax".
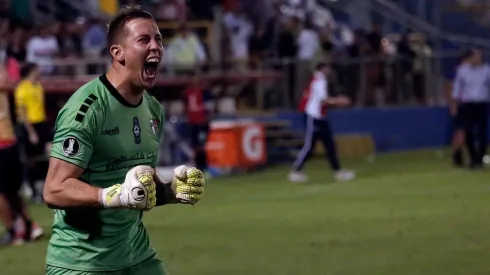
[
  {"xmin": 0, "ymin": 0, "xmax": 435, "ymax": 107},
  {"xmin": 220, "ymin": 0, "xmax": 434, "ymax": 106}
]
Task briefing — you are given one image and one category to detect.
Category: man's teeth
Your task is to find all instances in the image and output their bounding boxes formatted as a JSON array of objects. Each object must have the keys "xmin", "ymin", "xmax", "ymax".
[{"xmin": 147, "ymin": 58, "xmax": 159, "ymax": 63}]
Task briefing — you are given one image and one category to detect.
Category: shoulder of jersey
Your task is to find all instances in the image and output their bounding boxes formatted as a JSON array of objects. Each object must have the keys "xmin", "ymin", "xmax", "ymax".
[
  {"xmin": 63, "ymin": 77, "xmax": 108, "ymax": 122},
  {"xmin": 144, "ymin": 92, "xmax": 164, "ymax": 113}
]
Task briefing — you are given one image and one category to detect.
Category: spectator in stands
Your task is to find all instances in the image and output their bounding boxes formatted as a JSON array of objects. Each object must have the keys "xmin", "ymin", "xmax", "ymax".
[
  {"xmin": 6, "ymin": 27, "xmax": 26, "ymax": 64},
  {"xmin": 153, "ymin": 0, "xmax": 187, "ymax": 22},
  {"xmin": 297, "ymin": 20, "xmax": 320, "ymax": 61},
  {"xmin": 0, "ymin": 18, "xmax": 9, "ymax": 63},
  {"xmin": 165, "ymin": 23, "xmax": 206, "ymax": 74},
  {"xmin": 451, "ymin": 49, "xmax": 490, "ymax": 169},
  {"xmin": 83, "ymin": 18, "xmax": 108, "ymax": 75},
  {"xmin": 365, "ymin": 23, "xmax": 387, "ymax": 106},
  {"xmin": 5, "ymin": 26, "xmax": 25, "ymax": 81},
  {"xmin": 57, "ymin": 21, "xmax": 83, "ymax": 58},
  {"xmin": 56, "ymin": 21, "xmax": 84, "ymax": 75},
  {"xmin": 411, "ymin": 38, "xmax": 431, "ymax": 104},
  {"xmin": 223, "ymin": 9, "xmax": 253, "ymax": 71},
  {"xmin": 276, "ymin": 20, "xmax": 297, "ymax": 60},
  {"xmin": 366, "ymin": 23, "xmax": 383, "ymax": 54},
  {"xmin": 289, "ymin": 62, "xmax": 355, "ymax": 183},
  {"xmin": 283, "ymin": 0, "xmax": 315, "ymax": 22},
  {"xmin": 238, "ymin": 0, "xmax": 272, "ymax": 27},
  {"xmin": 318, "ymin": 27, "xmax": 335, "ymax": 55},
  {"xmin": 14, "ymin": 63, "xmax": 49, "ymax": 203},
  {"xmin": 83, "ymin": 18, "xmax": 107, "ymax": 56},
  {"xmin": 395, "ymin": 33, "xmax": 416, "ymax": 103},
  {"xmin": 0, "ymin": 65, "xmax": 44, "ymax": 246},
  {"xmin": 184, "ymin": 73, "xmax": 214, "ymax": 174},
  {"xmin": 296, "ymin": 20, "xmax": 320, "ymax": 102},
  {"xmin": 276, "ymin": 20, "xmax": 297, "ymax": 104},
  {"xmin": 248, "ymin": 26, "xmax": 268, "ymax": 68},
  {"xmin": 186, "ymin": 0, "xmax": 216, "ymax": 20},
  {"xmin": 26, "ymin": 25, "xmax": 60, "ymax": 75}
]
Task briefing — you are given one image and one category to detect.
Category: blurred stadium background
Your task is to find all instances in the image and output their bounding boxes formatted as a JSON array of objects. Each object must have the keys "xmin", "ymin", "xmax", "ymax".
[{"xmin": 2, "ymin": 0, "xmax": 490, "ymax": 274}]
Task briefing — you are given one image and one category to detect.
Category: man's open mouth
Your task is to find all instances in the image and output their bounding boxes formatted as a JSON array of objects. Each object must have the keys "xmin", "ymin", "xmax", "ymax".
[{"xmin": 144, "ymin": 57, "xmax": 160, "ymax": 78}]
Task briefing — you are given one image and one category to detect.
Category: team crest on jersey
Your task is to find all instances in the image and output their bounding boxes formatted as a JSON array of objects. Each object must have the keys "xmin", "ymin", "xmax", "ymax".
[{"xmin": 149, "ymin": 118, "xmax": 159, "ymax": 135}]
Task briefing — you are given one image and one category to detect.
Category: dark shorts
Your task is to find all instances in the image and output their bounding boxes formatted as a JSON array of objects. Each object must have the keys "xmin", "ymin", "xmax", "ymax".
[
  {"xmin": 22, "ymin": 121, "xmax": 52, "ymax": 158},
  {"xmin": 190, "ymin": 123, "xmax": 210, "ymax": 149},
  {"xmin": 454, "ymin": 102, "xmax": 489, "ymax": 130},
  {"xmin": 0, "ymin": 144, "xmax": 23, "ymax": 194},
  {"xmin": 453, "ymin": 111, "xmax": 465, "ymax": 130}
]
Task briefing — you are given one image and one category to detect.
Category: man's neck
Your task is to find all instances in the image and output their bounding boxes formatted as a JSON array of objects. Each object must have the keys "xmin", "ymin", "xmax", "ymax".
[
  {"xmin": 26, "ymin": 76, "xmax": 38, "ymax": 83},
  {"xmin": 106, "ymin": 68, "xmax": 144, "ymax": 106}
]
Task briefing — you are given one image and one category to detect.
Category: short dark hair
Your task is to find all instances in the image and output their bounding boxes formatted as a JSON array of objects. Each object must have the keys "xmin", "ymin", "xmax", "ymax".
[
  {"xmin": 461, "ymin": 49, "xmax": 476, "ymax": 62},
  {"xmin": 315, "ymin": 62, "xmax": 330, "ymax": 71},
  {"xmin": 107, "ymin": 5, "xmax": 154, "ymax": 46},
  {"xmin": 20, "ymin": 63, "xmax": 37, "ymax": 79}
]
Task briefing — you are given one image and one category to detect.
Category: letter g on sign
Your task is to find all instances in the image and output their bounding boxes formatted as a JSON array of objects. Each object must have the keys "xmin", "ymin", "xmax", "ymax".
[{"xmin": 242, "ymin": 126, "xmax": 262, "ymax": 161}]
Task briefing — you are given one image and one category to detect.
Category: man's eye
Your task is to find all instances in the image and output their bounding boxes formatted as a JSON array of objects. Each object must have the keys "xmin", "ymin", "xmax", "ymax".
[{"xmin": 139, "ymin": 37, "xmax": 150, "ymax": 43}]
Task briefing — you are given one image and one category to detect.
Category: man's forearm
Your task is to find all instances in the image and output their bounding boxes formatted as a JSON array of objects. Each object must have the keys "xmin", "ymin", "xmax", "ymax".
[
  {"xmin": 325, "ymin": 97, "xmax": 341, "ymax": 105},
  {"xmin": 44, "ymin": 178, "xmax": 102, "ymax": 209}
]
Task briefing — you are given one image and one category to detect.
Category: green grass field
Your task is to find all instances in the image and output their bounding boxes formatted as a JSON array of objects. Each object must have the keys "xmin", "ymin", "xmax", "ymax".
[{"xmin": 2, "ymin": 150, "xmax": 490, "ymax": 275}]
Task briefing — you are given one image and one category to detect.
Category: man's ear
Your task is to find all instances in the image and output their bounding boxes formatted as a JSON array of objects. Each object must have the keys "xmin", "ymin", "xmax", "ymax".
[{"xmin": 109, "ymin": 45, "xmax": 124, "ymax": 63}]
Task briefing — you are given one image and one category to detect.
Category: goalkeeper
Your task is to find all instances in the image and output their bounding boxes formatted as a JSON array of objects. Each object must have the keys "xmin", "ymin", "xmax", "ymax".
[{"xmin": 43, "ymin": 6, "xmax": 204, "ymax": 275}]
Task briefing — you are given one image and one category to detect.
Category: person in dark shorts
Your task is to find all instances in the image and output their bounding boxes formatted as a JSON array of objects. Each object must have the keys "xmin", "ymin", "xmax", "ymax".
[
  {"xmin": 184, "ymin": 74, "xmax": 214, "ymax": 173},
  {"xmin": 0, "ymin": 65, "xmax": 43, "ymax": 246},
  {"xmin": 451, "ymin": 49, "xmax": 490, "ymax": 169},
  {"xmin": 450, "ymin": 51, "xmax": 472, "ymax": 167},
  {"xmin": 0, "ymin": 143, "xmax": 44, "ymax": 245},
  {"xmin": 14, "ymin": 63, "xmax": 50, "ymax": 202}
]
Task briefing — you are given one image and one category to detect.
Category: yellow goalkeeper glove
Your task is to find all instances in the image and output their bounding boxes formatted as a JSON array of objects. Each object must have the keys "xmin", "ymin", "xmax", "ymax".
[{"xmin": 172, "ymin": 165, "xmax": 205, "ymax": 205}]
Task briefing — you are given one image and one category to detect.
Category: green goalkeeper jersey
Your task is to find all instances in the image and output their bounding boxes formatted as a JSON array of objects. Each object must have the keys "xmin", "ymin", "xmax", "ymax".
[{"xmin": 46, "ymin": 74, "xmax": 165, "ymax": 271}]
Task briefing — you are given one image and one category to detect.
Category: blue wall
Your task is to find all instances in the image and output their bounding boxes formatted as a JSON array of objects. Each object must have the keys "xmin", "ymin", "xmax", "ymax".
[
  {"xmin": 175, "ymin": 107, "xmax": 489, "ymax": 163},
  {"xmin": 274, "ymin": 107, "xmax": 458, "ymax": 152}
]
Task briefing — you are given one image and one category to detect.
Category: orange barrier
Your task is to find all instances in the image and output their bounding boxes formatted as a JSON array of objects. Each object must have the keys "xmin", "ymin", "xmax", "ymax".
[{"xmin": 205, "ymin": 120, "xmax": 266, "ymax": 170}]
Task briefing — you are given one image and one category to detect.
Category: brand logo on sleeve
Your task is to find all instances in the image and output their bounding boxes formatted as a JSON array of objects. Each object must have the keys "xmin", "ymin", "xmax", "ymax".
[
  {"xmin": 133, "ymin": 117, "xmax": 141, "ymax": 144},
  {"xmin": 62, "ymin": 136, "xmax": 80, "ymax": 157},
  {"xmin": 149, "ymin": 118, "xmax": 159, "ymax": 135}
]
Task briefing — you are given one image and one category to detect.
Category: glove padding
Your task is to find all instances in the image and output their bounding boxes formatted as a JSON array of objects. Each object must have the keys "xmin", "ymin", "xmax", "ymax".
[
  {"xmin": 172, "ymin": 165, "xmax": 205, "ymax": 205},
  {"xmin": 101, "ymin": 165, "xmax": 157, "ymax": 211}
]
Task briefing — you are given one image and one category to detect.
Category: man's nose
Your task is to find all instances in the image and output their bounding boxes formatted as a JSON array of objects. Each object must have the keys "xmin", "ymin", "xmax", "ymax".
[{"xmin": 149, "ymin": 39, "xmax": 162, "ymax": 51}]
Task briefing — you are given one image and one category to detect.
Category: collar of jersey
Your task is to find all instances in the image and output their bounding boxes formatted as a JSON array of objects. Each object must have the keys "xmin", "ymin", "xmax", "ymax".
[{"xmin": 99, "ymin": 74, "xmax": 143, "ymax": 108}]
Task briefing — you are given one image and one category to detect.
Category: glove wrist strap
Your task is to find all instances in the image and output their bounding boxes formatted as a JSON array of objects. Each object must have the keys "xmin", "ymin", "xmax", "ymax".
[{"xmin": 100, "ymin": 184, "xmax": 123, "ymax": 208}]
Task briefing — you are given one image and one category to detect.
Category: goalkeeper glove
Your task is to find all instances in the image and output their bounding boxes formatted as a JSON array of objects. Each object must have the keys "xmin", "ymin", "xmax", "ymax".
[
  {"xmin": 172, "ymin": 165, "xmax": 205, "ymax": 205},
  {"xmin": 100, "ymin": 165, "xmax": 157, "ymax": 211}
]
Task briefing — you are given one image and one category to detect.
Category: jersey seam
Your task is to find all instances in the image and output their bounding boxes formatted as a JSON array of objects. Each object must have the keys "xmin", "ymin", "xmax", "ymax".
[
  {"xmin": 50, "ymin": 155, "xmax": 87, "ymax": 170},
  {"xmin": 46, "ymin": 252, "xmax": 157, "ymax": 272}
]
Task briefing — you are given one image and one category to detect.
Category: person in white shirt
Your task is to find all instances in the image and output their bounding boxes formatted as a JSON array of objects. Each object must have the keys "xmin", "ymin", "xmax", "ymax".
[
  {"xmin": 26, "ymin": 26, "xmax": 59, "ymax": 75},
  {"xmin": 289, "ymin": 62, "xmax": 355, "ymax": 183},
  {"xmin": 165, "ymin": 23, "xmax": 207, "ymax": 74},
  {"xmin": 295, "ymin": 22, "xmax": 320, "ymax": 102},
  {"xmin": 223, "ymin": 10, "xmax": 253, "ymax": 70},
  {"xmin": 297, "ymin": 24, "xmax": 320, "ymax": 60},
  {"xmin": 451, "ymin": 49, "xmax": 490, "ymax": 168}
]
